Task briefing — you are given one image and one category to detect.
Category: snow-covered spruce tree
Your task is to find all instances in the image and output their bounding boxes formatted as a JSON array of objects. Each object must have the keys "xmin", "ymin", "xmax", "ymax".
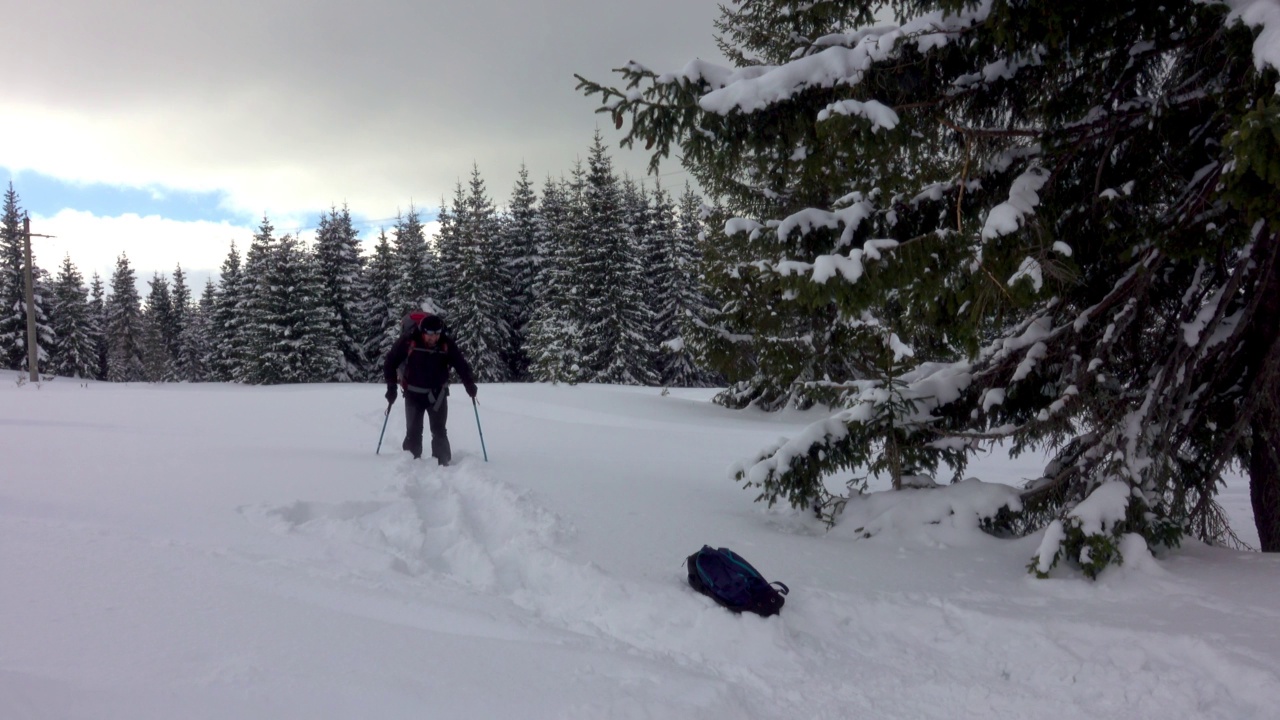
[
  {"xmin": 237, "ymin": 217, "xmax": 279, "ymax": 384},
  {"xmin": 578, "ymin": 133, "xmax": 657, "ymax": 386},
  {"xmin": 106, "ymin": 254, "xmax": 146, "ymax": 382},
  {"xmin": 0, "ymin": 184, "xmax": 52, "ymax": 374},
  {"xmin": 390, "ymin": 206, "xmax": 438, "ymax": 319},
  {"xmin": 87, "ymin": 273, "xmax": 109, "ymax": 380},
  {"xmin": 670, "ymin": 183, "xmax": 722, "ymax": 387},
  {"xmin": 169, "ymin": 265, "xmax": 193, "ymax": 381},
  {"xmin": 447, "ymin": 165, "xmax": 511, "ymax": 383},
  {"xmin": 360, "ymin": 229, "xmax": 400, "ymax": 379},
  {"xmin": 313, "ymin": 205, "xmax": 366, "ymax": 381},
  {"xmin": 580, "ymin": 0, "xmax": 1280, "ymax": 566},
  {"xmin": 177, "ymin": 279, "xmax": 215, "ymax": 383},
  {"xmin": 48, "ymin": 254, "xmax": 96, "ymax": 379},
  {"xmin": 526, "ymin": 174, "xmax": 585, "ymax": 383},
  {"xmin": 640, "ymin": 181, "xmax": 676, "ymax": 382},
  {"xmin": 434, "ymin": 186, "xmax": 465, "ymax": 316},
  {"xmin": 500, "ymin": 163, "xmax": 540, "ymax": 381},
  {"xmin": 621, "ymin": 177, "xmax": 663, "ymax": 381},
  {"xmin": 247, "ymin": 234, "xmax": 341, "ymax": 385},
  {"xmin": 0, "ymin": 183, "xmax": 27, "ymax": 371},
  {"xmin": 207, "ymin": 243, "xmax": 243, "ymax": 382},
  {"xmin": 142, "ymin": 273, "xmax": 176, "ymax": 381},
  {"xmin": 650, "ymin": 182, "xmax": 719, "ymax": 387}
]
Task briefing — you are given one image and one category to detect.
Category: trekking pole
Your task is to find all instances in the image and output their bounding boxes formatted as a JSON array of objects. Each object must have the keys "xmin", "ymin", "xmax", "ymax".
[
  {"xmin": 376, "ymin": 400, "xmax": 393, "ymax": 454},
  {"xmin": 472, "ymin": 397, "xmax": 489, "ymax": 462}
]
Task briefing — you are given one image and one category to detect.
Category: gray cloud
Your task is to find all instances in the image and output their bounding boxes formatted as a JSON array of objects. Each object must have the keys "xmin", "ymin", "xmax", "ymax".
[{"xmin": 8, "ymin": 0, "xmax": 724, "ymax": 217}]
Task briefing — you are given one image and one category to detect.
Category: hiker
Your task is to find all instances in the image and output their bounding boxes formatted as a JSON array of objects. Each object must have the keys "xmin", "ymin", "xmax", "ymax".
[{"xmin": 383, "ymin": 314, "xmax": 478, "ymax": 465}]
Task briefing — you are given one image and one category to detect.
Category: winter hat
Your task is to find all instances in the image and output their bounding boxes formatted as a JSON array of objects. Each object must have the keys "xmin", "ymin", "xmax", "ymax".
[{"xmin": 419, "ymin": 315, "xmax": 444, "ymax": 333}]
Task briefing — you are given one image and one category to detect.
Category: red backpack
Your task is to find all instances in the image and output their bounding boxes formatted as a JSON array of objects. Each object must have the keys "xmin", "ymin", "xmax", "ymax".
[
  {"xmin": 400, "ymin": 311, "xmax": 433, "ymax": 337},
  {"xmin": 397, "ymin": 311, "xmax": 450, "ymax": 390}
]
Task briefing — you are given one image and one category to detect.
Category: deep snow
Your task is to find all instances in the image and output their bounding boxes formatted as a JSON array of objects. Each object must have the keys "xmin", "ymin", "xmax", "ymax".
[{"xmin": 2, "ymin": 378, "xmax": 1277, "ymax": 719}]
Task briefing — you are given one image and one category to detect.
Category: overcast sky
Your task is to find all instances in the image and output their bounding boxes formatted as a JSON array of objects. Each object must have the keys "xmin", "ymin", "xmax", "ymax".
[{"xmin": 2, "ymin": 0, "xmax": 725, "ymax": 285}]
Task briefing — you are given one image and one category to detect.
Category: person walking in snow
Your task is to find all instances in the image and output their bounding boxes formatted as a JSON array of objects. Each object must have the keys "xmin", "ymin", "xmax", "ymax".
[{"xmin": 383, "ymin": 314, "xmax": 478, "ymax": 465}]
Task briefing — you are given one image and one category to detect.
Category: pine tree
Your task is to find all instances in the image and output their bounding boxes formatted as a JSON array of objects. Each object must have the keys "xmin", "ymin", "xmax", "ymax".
[
  {"xmin": 664, "ymin": 184, "xmax": 720, "ymax": 387},
  {"xmin": 48, "ymin": 254, "xmax": 96, "ymax": 379},
  {"xmin": 106, "ymin": 254, "xmax": 146, "ymax": 382},
  {"xmin": 622, "ymin": 176, "xmax": 663, "ymax": 380},
  {"xmin": 169, "ymin": 265, "xmax": 192, "ymax": 380},
  {"xmin": 142, "ymin": 273, "xmax": 176, "ymax": 381},
  {"xmin": 647, "ymin": 183, "xmax": 709, "ymax": 387},
  {"xmin": 179, "ymin": 279, "xmax": 215, "ymax": 382},
  {"xmin": 577, "ymin": 133, "xmax": 657, "ymax": 385},
  {"xmin": 581, "ymin": 0, "xmax": 1280, "ymax": 563},
  {"xmin": 435, "ymin": 186, "xmax": 466, "ymax": 315},
  {"xmin": 0, "ymin": 185, "xmax": 52, "ymax": 373},
  {"xmin": 314, "ymin": 205, "xmax": 366, "ymax": 381},
  {"xmin": 238, "ymin": 217, "xmax": 278, "ymax": 384},
  {"xmin": 361, "ymin": 229, "xmax": 400, "ymax": 378},
  {"xmin": 391, "ymin": 206, "xmax": 438, "ymax": 318},
  {"xmin": 248, "ymin": 234, "xmax": 340, "ymax": 384},
  {"xmin": 0, "ymin": 183, "xmax": 26, "ymax": 371},
  {"xmin": 208, "ymin": 243, "xmax": 243, "ymax": 382},
  {"xmin": 526, "ymin": 175, "xmax": 585, "ymax": 383},
  {"xmin": 447, "ymin": 165, "xmax": 510, "ymax": 382},
  {"xmin": 499, "ymin": 163, "xmax": 540, "ymax": 380},
  {"xmin": 87, "ymin": 272, "xmax": 109, "ymax": 380}
]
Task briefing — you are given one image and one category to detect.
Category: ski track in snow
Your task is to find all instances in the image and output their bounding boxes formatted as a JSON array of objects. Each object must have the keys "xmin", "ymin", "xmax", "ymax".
[{"xmin": 237, "ymin": 455, "xmax": 1277, "ymax": 720}]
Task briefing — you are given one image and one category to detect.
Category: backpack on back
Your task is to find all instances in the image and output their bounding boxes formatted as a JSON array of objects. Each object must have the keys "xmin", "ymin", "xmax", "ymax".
[
  {"xmin": 401, "ymin": 310, "xmax": 443, "ymax": 338},
  {"xmin": 396, "ymin": 310, "xmax": 450, "ymax": 390},
  {"xmin": 685, "ymin": 545, "xmax": 789, "ymax": 617}
]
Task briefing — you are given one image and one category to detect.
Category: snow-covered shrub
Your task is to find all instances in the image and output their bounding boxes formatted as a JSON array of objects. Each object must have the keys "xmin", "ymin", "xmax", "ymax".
[{"xmin": 1029, "ymin": 482, "xmax": 1182, "ymax": 579}]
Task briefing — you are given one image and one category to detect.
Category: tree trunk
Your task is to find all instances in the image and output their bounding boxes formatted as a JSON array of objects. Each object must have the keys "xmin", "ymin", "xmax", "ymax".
[
  {"xmin": 1252, "ymin": 415, "xmax": 1280, "ymax": 551},
  {"xmin": 1249, "ymin": 230, "xmax": 1280, "ymax": 551}
]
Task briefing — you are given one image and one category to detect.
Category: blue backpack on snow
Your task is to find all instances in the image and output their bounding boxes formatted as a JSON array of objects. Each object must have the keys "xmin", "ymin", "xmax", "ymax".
[{"xmin": 685, "ymin": 545, "xmax": 789, "ymax": 616}]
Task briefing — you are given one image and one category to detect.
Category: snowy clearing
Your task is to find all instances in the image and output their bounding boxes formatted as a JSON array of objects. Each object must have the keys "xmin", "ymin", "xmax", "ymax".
[{"xmin": 2, "ymin": 378, "xmax": 1276, "ymax": 718}]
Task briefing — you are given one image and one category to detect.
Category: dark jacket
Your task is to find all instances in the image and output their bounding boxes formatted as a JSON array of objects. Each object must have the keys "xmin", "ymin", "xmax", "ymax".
[{"xmin": 384, "ymin": 331, "xmax": 477, "ymax": 395}]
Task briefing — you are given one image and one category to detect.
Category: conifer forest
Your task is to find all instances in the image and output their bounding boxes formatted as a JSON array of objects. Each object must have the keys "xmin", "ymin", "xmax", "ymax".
[{"xmin": 0, "ymin": 134, "xmax": 720, "ymax": 391}]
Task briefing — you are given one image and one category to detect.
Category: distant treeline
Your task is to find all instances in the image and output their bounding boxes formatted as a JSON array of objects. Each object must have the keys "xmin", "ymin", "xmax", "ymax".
[{"xmin": 0, "ymin": 133, "xmax": 721, "ymax": 388}]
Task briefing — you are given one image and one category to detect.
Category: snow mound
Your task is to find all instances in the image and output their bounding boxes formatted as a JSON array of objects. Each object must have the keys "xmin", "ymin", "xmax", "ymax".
[{"xmin": 828, "ymin": 478, "xmax": 1022, "ymax": 547}]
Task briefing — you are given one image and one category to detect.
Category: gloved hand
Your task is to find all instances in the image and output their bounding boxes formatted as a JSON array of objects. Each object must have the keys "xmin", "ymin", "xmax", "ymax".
[
  {"xmin": 385, "ymin": 385, "xmax": 398, "ymax": 403},
  {"xmin": 465, "ymin": 382, "xmax": 478, "ymax": 399}
]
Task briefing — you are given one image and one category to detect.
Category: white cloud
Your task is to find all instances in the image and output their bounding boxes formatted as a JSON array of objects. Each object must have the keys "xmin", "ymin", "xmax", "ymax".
[
  {"xmin": 30, "ymin": 210, "xmax": 442, "ymax": 293},
  {"xmin": 32, "ymin": 209, "xmax": 251, "ymax": 286}
]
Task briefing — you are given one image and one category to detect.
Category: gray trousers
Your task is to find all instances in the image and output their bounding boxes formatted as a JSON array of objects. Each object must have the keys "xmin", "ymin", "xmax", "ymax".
[{"xmin": 403, "ymin": 388, "xmax": 450, "ymax": 463}]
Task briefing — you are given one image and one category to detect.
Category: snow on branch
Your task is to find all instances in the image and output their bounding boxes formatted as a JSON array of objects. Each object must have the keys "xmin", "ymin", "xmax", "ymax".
[
  {"xmin": 699, "ymin": 41, "xmax": 895, "ymax": 114},
  {"xmin": 981, "ymin": 167, "xmax": 1049, "ymax": 240},
  {"xmin": 697, "ymin": 3, "xmax": 993, "ymax": 115},
  {"xmin": 736, "ymin": 362, "xmax": 973, "ymax": 488},
  {"xmin": 901, "ymin": 0, "xmax": 995, "ymax": 52},
  {"xmin": 1220, "ymin": 0, "xmax": 1280, "ymax": 81},
  {"xmin": 660, "ymin": 59, "xmax": 771, "ymax": 90},
  {"xmin": 1007, "ymin": 257, "xmax": 1045, "ymax": 291},
  {"xmin": 817, "ymin": 99, "xmax": 900, "ymax": 131},
  {"xmin": 777, "ymin": 239, "xmax": 900, "ymax": 284},
  {"xmin": 776, "ymin": 202, "xmax": 876, "ymax": 245}
]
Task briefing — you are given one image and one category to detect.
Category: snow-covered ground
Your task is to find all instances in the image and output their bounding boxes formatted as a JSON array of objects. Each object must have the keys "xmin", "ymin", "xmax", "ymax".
[{"xmin": 3, "ymin": 378, "xmax": 1277, "ymax": 719}]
